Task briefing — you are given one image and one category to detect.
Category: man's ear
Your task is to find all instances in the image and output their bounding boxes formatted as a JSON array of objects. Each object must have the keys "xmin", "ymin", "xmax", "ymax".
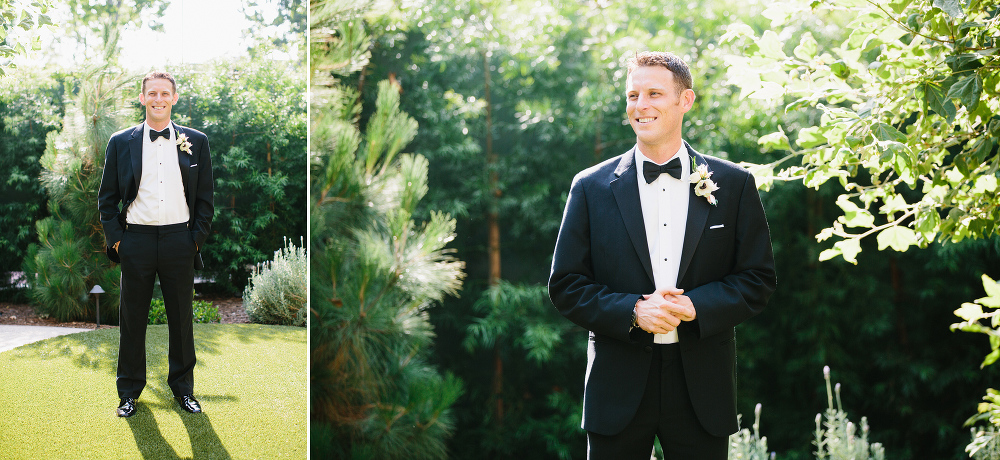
[
  {"xmin": 171, "ymin": 92, "xmax": 179, "ymax": 104},
  {"xmin": 138, "ymin": 94, "xmax": 146, "ymax": 106},
  {"xmin": 681, "ymin": 89, "xmax": 696, "ymax": 112}
]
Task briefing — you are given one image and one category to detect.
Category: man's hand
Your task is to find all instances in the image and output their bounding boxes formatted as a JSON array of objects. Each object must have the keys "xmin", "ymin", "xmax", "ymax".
[
  {"xmin": 655, "ymin": 288, "xmax": 696, "ymax": 321},
  {"xmin": 634, "ymin": 288, "xmax": 696, "ymax": 334},
  {"xmin": 113, "ymin": 241, "xmax": 120, "ymax": 252}
]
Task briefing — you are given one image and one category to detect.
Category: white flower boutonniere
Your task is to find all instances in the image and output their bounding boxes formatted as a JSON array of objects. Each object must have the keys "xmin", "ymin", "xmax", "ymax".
[
  {"xmin": 690, "ymin": 157, "xmax": 719, "ymax": 206},
  {"xmin": 176, "ymin": 133, "xmax": 193, "ymax": 155}
]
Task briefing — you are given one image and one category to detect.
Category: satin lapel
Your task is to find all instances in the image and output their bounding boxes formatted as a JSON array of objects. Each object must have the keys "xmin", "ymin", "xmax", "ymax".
[
  {"xmin": 610, "ymin": 148, "xmax": 655, "ymax": 285},
  {"xmin": 129, "ymin": 124, "xmax": 143, "ymax": 188},
  {"xmin": 173, "ymin": 122, "xmax": 192, "ymax": 209},
  {"xmin": 677, "ymin": 148, "xmax": 712, "ymax": 285}
]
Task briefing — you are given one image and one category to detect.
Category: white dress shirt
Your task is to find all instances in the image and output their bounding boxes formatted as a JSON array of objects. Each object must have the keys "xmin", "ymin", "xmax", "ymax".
[
  {"xmin": 635, "ymin": 143, "xmax": 690, "ymax": 344},
  {"xmin": 126, "ymin": 123, "xmax": 190, "ymax": 226}
]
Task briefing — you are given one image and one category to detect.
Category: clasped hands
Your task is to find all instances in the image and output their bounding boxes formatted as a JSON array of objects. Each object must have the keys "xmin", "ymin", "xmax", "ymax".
[{"xmin": 634, "ymin": 288, "xmax": 696, "ymax": 334}]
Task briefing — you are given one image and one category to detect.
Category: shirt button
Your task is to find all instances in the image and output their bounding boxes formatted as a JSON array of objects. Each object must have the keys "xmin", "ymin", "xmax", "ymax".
[{"xmin": 644, "ymin": 346, "xmax": 653, "ymax": 353}]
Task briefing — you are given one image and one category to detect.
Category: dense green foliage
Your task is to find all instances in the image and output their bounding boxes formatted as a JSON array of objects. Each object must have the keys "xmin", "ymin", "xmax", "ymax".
[
  {"xmin": 310, "ymin": 2, "xmax": 466, "ymax": 457},
  {"xmin": 22, "ymin": 65, "xmax": 128, "ymax": 322},
  {"xmin": 148, "ymin": 298, "xmax": 220, "ymax": 325},
  {"xmin": 159, "ymin": 59, "xmax": 308, "ymax": 293},
  {"xmin": 343, "ymin": 0, "xmax": 1000, "ymax": 458},
  {"xmin": 0, "ymin": 68, "xmax": 63, "ymax": 296},
  {"xmin": 0, "ymin": 0, "xmax": 52, "ymax": 74},
  {"xmin": 243, "ymin": 237, "xmax": 306, "ymax": 327}
]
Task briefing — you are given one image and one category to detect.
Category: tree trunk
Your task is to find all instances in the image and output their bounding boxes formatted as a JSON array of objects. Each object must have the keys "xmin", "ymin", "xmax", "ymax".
[{"xmin": 483, "ymin": 48, "xmax": 504, "ymax": 424}]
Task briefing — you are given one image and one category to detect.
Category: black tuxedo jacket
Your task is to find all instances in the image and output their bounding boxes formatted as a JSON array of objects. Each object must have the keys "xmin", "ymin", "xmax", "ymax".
[
  {"xmin": 548, "ymin": 142, "xmax": 776, "ymax": 437},
  {"xmin": 98, "ymin": 122, "xmax": 214, "ymax": 267}
]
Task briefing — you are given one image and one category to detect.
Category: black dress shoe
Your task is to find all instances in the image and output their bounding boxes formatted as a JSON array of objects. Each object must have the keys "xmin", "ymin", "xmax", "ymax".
[
  {"xmin": 117, "ymin": 398, "xmax": 137, "ymax": 417},
  {"xmin": 175, "ymin": 395, "xmax": 203, "ymax": 413}
]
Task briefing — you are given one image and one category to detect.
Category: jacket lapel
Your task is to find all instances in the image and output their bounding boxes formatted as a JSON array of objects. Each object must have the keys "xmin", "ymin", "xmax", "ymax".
[
  {"xmin": 173, "ymin": 122, "xmax": 192, "ymax": 210},
  {"xmin": 677, "ymin": 144, "xmax": 711, "ymax": 286},
  {"xmin": 610, "ymin": 148, "xmax": 655, "ymax": 285},
  {"xmin": 129, "ymin": 124, "xmax": 143, "ymax": 188}
]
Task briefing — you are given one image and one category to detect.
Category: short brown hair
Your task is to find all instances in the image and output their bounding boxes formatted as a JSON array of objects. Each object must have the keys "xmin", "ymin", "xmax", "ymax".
[
  {"xmin": 141, "ymin": 71, "xmax": 176, "ymax": 93},
  {"xmin": 626, "ymin": 51, "xmax": 692, "ymax": 93}
]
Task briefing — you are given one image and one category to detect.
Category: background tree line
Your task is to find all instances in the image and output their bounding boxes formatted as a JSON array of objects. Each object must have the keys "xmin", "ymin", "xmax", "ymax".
[{"xmin": 313, "ymin": 0, "xmax": 1000, "ymax": 458}]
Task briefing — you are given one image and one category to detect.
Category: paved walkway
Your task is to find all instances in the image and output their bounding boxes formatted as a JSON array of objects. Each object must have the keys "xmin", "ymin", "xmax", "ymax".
[{"xmin": 0, "ymin": 325, "xmax": 91, "ymax": 353}]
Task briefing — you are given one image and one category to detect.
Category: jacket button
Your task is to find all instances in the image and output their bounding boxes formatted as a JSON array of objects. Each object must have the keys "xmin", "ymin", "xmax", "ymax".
[{"xmin": 644, "ymin": 346, "xmax": 653, "ymax": 353}]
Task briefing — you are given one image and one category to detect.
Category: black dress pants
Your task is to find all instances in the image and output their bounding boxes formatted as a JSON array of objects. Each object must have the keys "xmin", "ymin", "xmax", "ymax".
[
  {"xmin": 587, "ymin": 343, "xmax": 728, "ymax": 460},
  {"xmin": 116, "ymin": 222, "xmax": 197, "ymax": 399}
]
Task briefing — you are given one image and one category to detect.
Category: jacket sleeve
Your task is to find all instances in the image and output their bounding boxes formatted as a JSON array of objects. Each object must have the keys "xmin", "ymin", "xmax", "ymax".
[
  {"xmin": 548, "ymin": 174, "xmax": 643, "ymax": 343},
  {"xmin": 189, "ymin": 133, "xmax": 214, "ymax": 250},
  {"xmin": 685, "ymin": 171, "xmax": 776, "ymax": 339},
  {"xmin": 98, "ymin": 135, "xmax": 124, "ymax": 261}
]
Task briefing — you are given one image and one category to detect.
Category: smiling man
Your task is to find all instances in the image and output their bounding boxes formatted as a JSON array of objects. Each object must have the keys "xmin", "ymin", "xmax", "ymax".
[
  {"xmin": 548, "ymin": 51, "xmax": 776, "ymax": 458},
  {"xmin": 98, "ymin": 71, "xmax": 214, "ymax": 418}
]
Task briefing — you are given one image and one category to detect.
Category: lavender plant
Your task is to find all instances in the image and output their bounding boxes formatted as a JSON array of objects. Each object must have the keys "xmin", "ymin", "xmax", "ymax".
[
  {"xmin": 814, "ymin": 366, "xmax": 884, "ymax": 460},
  {"xmin": 243, "ymin": 236, "xmax": 306, "ymax": 327}
]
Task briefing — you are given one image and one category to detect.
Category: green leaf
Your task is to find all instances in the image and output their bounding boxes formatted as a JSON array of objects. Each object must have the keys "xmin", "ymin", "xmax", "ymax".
[
  {"xmin": 796, "ymin": 126, "xmax": 827, "ymax": 148},
  {"xmin": 955, "ymin": 302, "xmax": 985, "ymax": 321},
  {"xmin": 924, "ymin": 81, "xmax": 956, "ymax": 124},
  {"xmin": 983, "ymin": 274, "xmax": 1000, "ymax": 299},
  {"xmin": 889, "ymin": 0, "xmax": 915, "ymax": 14},
  {"xmin": 793, "ymin": 33, "xmax": 818, "ymax": 60},
  {"xmin": 836, "ymin": 239, "xmax": 862, "ymax": 264},
  {"xmin": 915, "ymin": 208, "xmax": 941, "ymax": 234},
  {"xmin": 758, "ymin": 131, "xmax": 790, "ymax": 150},
  {"xmin": 946, "ymin": 54, "xmax": 983, "ymax": 72},
  {"xmin": 879, "ymin": 194, "xmax": 908, "ymax": 215},
  {"xmin": 757, "ymin": 30, "xmax": 787, "ymax": 60},
  {"xmin": 948, "ymin": 74, "xmax": 983, "ymax": 111},
  {"xmin": 983, "ymin": 348, "xmax": 1000, "ymax": 368},
  {"xmin": 973, "ymin": 174, "xmax": 998, "ymax": 194},
  {"xmin": 876, "ymin": 226, "xmax": 916, "ymax": 251},
  {"xmin": 871, "ymin": 122, "xmax": 906, "ymax": 142},
  {"xmin": 840, "ymin": 208, "xmax": 874, "ymax": 228},
  {"xmin": 933, "ymin": 0, "xmax": 965, "ymax": 18},
  {"xmin": 720, "ymin": 23, "xmax": 756, "ymax": 44}
]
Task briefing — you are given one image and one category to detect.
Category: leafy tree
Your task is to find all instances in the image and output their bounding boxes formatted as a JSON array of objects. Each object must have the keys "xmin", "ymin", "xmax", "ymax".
[
  {"xmin": 310, "ymin": 2, "xmax": 466, "ymax": 458},
  {"xmin": 22, "ymin": 64, "xmax": 129, "ymax": 322},
  {"xmin": 57, "ymin": 0, "xmax": 168, "ymax": 62},
  {"xmin": 242, "ymin": 0, "xmax": 306, "ymax": 51},
  {"xmin": 163, "ymin": 59, "xmax": 308, "ymax": 293},
  {"xmin": 0, "ymin": 68, "xmax": 65, "ymax": 294},
  {"xmin": 0, "ymin": 0, "xmax": 52, "ymax": 74},
  {"xmin": 724, "ymin": 0, "xmax": 999, "ymax": 262},
  {"xmin": 721, "ymin": 0, "xmax": 1000, "ymax": 455}
]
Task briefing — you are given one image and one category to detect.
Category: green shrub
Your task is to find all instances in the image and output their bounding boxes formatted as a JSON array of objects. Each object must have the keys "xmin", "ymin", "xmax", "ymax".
[
  {"xmin": 147, "ymin": 298, "xmax": 220, "ymax": 325},
  {"xmin": 243, "ymin": 237, "xmax": 306, "ymax": 326}
]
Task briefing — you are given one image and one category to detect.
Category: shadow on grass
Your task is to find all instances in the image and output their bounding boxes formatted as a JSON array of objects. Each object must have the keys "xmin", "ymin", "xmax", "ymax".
[
  {"xmin": 126, "ymin": 403, "xmax": 180, "ymax": 459},
  {"xmin": 127, "ymin": 388, "xmax": 234, "ymax": 459},
  {"xmin": 10, "ymin": 324, "xmax": 305, "ymax": 374}
]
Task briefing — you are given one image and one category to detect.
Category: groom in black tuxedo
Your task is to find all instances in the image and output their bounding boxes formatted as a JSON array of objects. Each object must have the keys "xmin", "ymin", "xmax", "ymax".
[
  {"xmin": 98, "ymin": 71, "xmax": 214, "ymax": 418},
  {"xmin": 549, "ymin": 52, "xmax": 776, "ymax": 458}
]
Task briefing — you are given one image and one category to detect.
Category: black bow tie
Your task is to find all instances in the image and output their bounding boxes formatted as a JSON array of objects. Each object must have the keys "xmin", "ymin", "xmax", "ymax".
[
  {"xmin": 642, "ymin": 157, "xmax": 682, "ymax": 184},
  {"xmin": 149, "ymin": 127, "xmax": 170, "ymax": 142}
]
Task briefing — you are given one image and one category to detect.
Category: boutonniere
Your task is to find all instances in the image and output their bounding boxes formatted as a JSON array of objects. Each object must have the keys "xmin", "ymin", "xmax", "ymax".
[
  {"xmin": 690, "ymin": 157, "xmax": 719, "ymax": 206},
  {"xmin": 176, "ymin": 133, "xmax": 193, "ymax": 155}
]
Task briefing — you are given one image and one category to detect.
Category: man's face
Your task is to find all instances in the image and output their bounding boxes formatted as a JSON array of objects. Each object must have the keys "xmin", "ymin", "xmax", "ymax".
[
  {"xmin": 625, "ymin": 65, "xmax": 694, "ymax": 150},
  {"xmin": 138, "ymin": 78, "xmax": 178, "ymax": 127}
]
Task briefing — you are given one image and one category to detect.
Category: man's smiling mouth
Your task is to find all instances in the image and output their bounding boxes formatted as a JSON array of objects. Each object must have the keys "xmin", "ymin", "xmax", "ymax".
[{"xmin": 636, "ymin": 117, "xmax": 656, "ymax": 123}]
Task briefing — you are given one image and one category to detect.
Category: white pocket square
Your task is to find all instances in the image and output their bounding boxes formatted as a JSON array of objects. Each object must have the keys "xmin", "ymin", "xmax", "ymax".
[
  {"xmin": 190, "ymin": 164, "xmax": 198, "ymax": 167},
  {"xmin": 709, "ymin": 224, "xmax": 724, "ymax": 229}
]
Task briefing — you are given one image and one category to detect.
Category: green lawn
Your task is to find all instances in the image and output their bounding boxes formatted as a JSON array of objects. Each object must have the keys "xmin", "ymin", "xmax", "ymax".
[{"xmin": 0, "ymin": 324, "xmax": 306, "ymax": 459}]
